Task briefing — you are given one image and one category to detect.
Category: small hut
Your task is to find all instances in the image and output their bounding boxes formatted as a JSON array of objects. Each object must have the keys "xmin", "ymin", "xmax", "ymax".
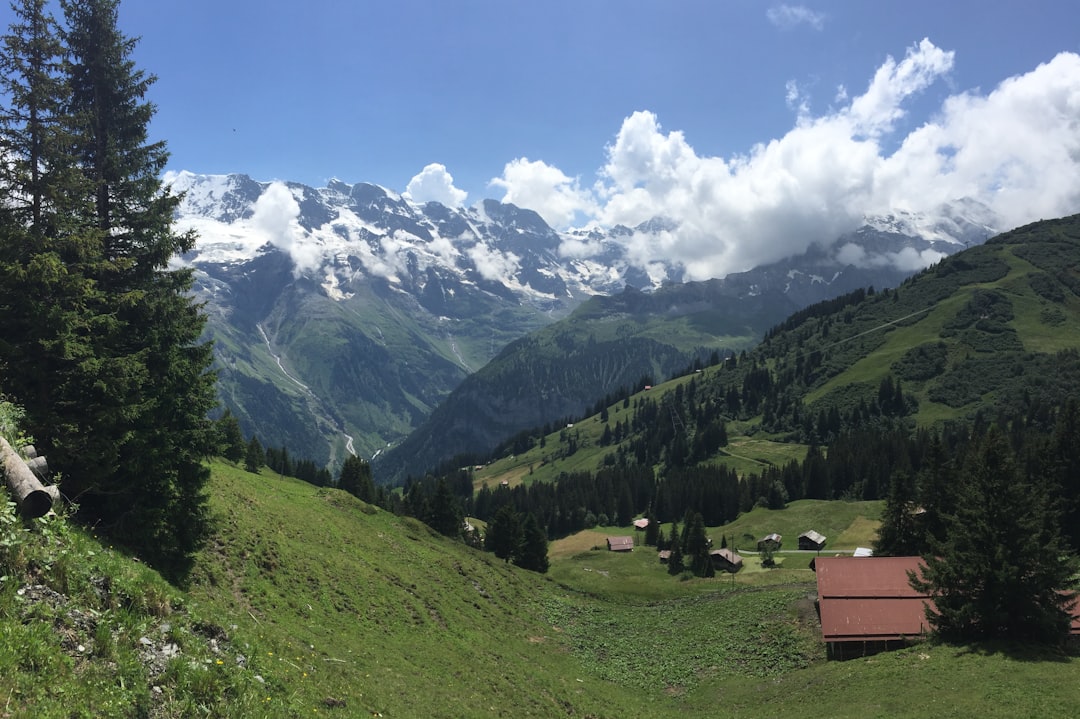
[
  {"xmin": 757, "ymin": 533, "xmax": 782, "ymax": 551},
  {"xmin": 798, "ymin": 530, "xmax": 827, "ymax": 551},
  {"xmin": 710, "ymin": 548, "xmax": 743, "ymax": 572},
  {"xmin": 606, "ymin": 536, "xmax": 634, "ymax": 552}
]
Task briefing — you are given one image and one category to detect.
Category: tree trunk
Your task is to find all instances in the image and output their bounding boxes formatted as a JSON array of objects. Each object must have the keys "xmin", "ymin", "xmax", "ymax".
[{"xmin": 1, "ymin": 437, "xmax": 54, "ymax": 518}]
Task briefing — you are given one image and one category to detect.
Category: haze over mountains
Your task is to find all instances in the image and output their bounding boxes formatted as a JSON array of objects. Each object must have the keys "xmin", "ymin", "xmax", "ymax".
[{"xmin": 170, "ymin": 170, "xmax": 1002, "ymax": 474}]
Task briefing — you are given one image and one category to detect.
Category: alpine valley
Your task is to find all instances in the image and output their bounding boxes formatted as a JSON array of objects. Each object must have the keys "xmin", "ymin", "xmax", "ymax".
[{"xmin": 171, "ymin": 171, "xmax": 998, "ymax": 477}]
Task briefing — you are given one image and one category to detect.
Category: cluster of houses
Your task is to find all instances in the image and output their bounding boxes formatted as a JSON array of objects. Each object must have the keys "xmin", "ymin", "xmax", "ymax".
[{"xmin": 604, "ymin": 521, "xmax": 831, "ymax": 574}]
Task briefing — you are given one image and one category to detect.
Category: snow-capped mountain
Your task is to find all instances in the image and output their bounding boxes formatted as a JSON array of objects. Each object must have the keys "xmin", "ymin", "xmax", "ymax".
[{"xmin": 170, "ymin": 172, "xmax": 998, "ymax": 471}]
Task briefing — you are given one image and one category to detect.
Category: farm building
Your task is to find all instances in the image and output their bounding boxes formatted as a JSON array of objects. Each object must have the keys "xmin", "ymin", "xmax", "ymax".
[
  {"xmin": 607, "ymin": 536, "xmax": 634, "ymax": 552},
  {"xmin": 814, "ymin": 556, "xmax": 933, "ymax": 657},
  {"xmin": 710, "ymin": 548, "xmax": 743, "ymax": 572},
  {"xmin": 798, "ymin": 530, "xmax": 827, "ymax": 551},
  {"xmin": 815, "ymin": 556, "xmax": 1080, "ymax": 657},
  {"xmin": 658, "ymin": 549, "xmax": 671, "ymax": 564},
  {"xmin": 632, "ymin": 518, "xmax": 650, "ymax": 531},
  {"xmin": 757, "ymin": 533, "xmax": 782, "ymax": 551}
]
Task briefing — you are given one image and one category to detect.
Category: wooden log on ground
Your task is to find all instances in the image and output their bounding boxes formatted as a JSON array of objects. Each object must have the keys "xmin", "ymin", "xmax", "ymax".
[
  {"xmin": 1, "ymin": 436, "xmax": 54, "ymax": 518},
  {"xmin": 26, "ymin": 455, "xmax": 49, "ymax": 482}
]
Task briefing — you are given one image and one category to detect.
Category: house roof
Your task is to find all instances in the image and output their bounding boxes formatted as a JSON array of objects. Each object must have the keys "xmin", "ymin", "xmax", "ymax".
[
  {"xmin": 799, "ymin": 530, "xmax": 826, "ymax": 545},
  {"xmin": 710, "ymin": 548, "xmax": 743, "ymax": 566},
  {"xmin": 816, "ymin": 556, "xmax": 932, "ymax": 643},
  {"xmin": 817, "ymin": 556, "xmax": 927, "ymax": 598},
  {"xmin": 633, "ymin": 518, "xmax": 650, "ymax": 529},
  {"xmin": 817, "ymin": 556, "xmax": 1080, "ymax": 642},
  {"xmin": 607, "ymin": 536, "xmax": 634, "ymax": 550},
  {"xmin": 760, "ymin": 533, "xmax": 782, "ymax": 543}
]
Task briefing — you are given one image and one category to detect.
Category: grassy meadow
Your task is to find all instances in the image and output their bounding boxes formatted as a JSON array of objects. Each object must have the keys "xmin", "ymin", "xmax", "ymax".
[{"xmin": 2, "ymin": 462, "xmax": 1079, "ymax": 718}]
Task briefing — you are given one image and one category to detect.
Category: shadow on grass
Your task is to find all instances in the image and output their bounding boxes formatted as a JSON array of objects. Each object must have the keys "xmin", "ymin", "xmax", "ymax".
[{"xmin": 946, "ymin": 637, "xmax": 1079, "ymax": 663}]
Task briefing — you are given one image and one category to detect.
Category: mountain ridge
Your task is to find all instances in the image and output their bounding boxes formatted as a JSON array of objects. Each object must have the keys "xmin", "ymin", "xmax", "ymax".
[{"xmin": 170, "ymin": 171, "xmax": 997, "ymax": 469}]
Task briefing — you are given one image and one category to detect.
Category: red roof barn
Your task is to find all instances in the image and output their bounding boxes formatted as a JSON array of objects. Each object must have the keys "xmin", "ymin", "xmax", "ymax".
[{"xmin": 815, "ymin": 556, "xmax": 933, "ymax": 657}]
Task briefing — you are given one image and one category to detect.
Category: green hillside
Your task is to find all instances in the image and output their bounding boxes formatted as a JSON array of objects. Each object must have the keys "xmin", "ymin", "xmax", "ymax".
[
  {"xmin": 3, "ymin": 462, "xmax": 1080, "ymax": 718},
  {"xmin": 467, "ymin": 214, "xmax": 1080, "ymax": 493}
]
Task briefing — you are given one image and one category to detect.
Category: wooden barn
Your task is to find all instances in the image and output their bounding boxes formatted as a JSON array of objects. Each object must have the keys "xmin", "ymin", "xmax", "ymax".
[
  {"xmin": 757, "ymin": 533, "xmax": 782, "ymax": 551},
  {"xmin": 606, "ymin": 536, "xmax": 634, "ymax": 552},
  {"xmin": 798, "ymin": 530, "xmax": 827, "ymax": 551},
  {"xmin": 710, "ymin": 548, "xmax": 744, "ymax": 572}
]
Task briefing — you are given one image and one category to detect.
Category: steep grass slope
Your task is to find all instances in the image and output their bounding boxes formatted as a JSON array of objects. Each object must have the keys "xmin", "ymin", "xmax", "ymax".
[{"xmin": 4, "ymin": 461, "xmax": 1080, "ymax": 718}]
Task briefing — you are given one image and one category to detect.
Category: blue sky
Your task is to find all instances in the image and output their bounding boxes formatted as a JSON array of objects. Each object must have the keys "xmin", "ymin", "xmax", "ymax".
[{"xmin": 4, "ymin": 1, "xmax": 1080, "ymax": 278}]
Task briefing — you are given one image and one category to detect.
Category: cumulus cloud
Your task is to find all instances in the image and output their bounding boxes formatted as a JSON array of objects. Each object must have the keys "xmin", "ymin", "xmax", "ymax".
[
  {"xmin": 518, "ymin": 40, "xmax": 1080, "ymax": 281},
  {"xmin": 766, "ymin": 4, "xmax": 825, "ymax": 31},
  {"xmin": 251, "ymin": 182, "xmax": 322, "ymax": 273},
  {"xmin": 403, "ymin": 163, "xmax": 467, "ymax": 207},
  {"xmin": 467, "ymin": 242, "xmax": 520, "ymax": 284},
  {"xmin": 488, "ymin": 158, "xmax": 597, "ymax": 228}
]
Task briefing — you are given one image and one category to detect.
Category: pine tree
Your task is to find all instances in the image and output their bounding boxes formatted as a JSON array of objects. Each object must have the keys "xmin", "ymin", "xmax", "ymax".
[
  {"xmin": 485, "ymin": 505, "xmax": 524, "ymax": 563},
  {"xmin": 244, "ymin": 437, "xmax": 265, "ymax": 474},
  {"xmin": 0, "ymin": 0, "xmax": 96, "ymax": 445},
  {"xmin": 874, "ymin": 470, "xmax": 922, "ymax": 556},
  {"xmin": 337, "ymin": 454, "xmax": 374, "ymax": 502},
  {"xmin": 643, "ymin": 506, "xmax": 659, "ymax": 546},
  {"xmin": 216, "ymin": 410, "xmax": 245, "ymax": 463},
  {"xmin": 429, "ymin": 478, "xmax": 464, "ymax": 538},
  {"xmin": 515, "ymin": 513, "xmax": 549, "ymax": 573},
  {"xmin": 910, "ymin": 427, "xmax": 1079, "ymax": 643},
  {"xmin": 1, "ymin": 0, "xmax": 218, "ymax": 581},
  {"xmin": 667, "ymin": 536, "xmax": 684, "ymax": 576}
]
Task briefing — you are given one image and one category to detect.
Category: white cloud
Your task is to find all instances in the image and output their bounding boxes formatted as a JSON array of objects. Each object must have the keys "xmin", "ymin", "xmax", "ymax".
[
  {"xmin": 766, "ymin": 4, "xmax": 825, "ymax": 31},
  {"xmin": 488, "ymin": 157, "xmax": 597, "ymax": 228},
  {"xmin": 848, "ymin": 38, "xmax": 954, "ymax": 137},
  {"xmin": 251, "ymin": 181, "xmax": 323, "ymax": 274},
  {"xmin": 467, "ymin": 242, "xmax": 520, "ymax": 283},
  {"xmin": 403, "ymin": 163, "xmax": 467, "ymax": 207},
  {"xmin": 540, "ymin": 41, "xmax": 1080, "ymax": 281}
]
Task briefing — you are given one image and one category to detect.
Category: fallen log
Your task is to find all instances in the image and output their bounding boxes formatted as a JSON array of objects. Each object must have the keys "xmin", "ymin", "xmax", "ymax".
[{"xmin": 1, "ymin": 436, "xmax": 54, "ymax": 518}]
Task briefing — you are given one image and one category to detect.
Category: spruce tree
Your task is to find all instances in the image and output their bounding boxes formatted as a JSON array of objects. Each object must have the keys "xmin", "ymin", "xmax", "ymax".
[
  {"xmin": 0, "ymin": 0, "xmax": 96, "ymax": 444},
  {"xmin": 244, "ymin": 437, "xmax": 265, "ymax": 474},
  {"xmin": 910, "ymin": 427, "xmax": 1079, "ymax": 643},
  {"xmin": 429, "ymin": 478, "xmax": 464, "ymax": 538},
  {"xmin": 667, "ymin": 536, "xmax": 684, "ymax": 576},
  {"xmin": 216, "ymin": 410, "xmax": 245, "ymax": 463},
  {"xmin": 515, "ymin": 513, "xmax": 549, "ymax": 573},
  {"xmin": 485, "ymin": 505, "xmax": 524, "ymax": 563},
  {"xmin": 874, "ymin": 470, "xmax": 922, "ymax": 556},
  {"xmin": 337, "ymin": 454, "xmax": 374, "ymax": 502},
  {"xmin": 50, "ymin": 0, "xmax": 216, "ymax": 581}
]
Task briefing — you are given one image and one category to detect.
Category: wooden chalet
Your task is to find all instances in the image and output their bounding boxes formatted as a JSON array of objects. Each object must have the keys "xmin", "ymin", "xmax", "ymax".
[
  {"xmin": 757, "ymin": 533, "xmax": 782, "ymax": 551},
  {"xmin": 606, "ymin": 536, "xmax": 634, "ymax": 552},
  {"xmin": 798, "ymin": 530, "xmax": 827, "ymax": 551},
  {"xmin": 632, "ymin": 518, "xmax": 650, "ymax": 531},
  {"xmin": 709, "ymin": 548, "xmax": 743, "ymax": 572},
  {"xmin": 658, "ymin": 549, "xmax": 672, "ymax": 564}
]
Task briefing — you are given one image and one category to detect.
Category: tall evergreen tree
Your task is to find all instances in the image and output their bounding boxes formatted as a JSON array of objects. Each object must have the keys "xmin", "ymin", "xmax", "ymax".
[
  {"xmin": 244, "ymin": 437, "xmax": 265, "ymax": 474},
  {"xmin": 874, "ymin": 470, "xmax": 922, "ymax": 557},
  {"xmin": 56, "ymin": 0, "xmax": 217, "ymax": 580},
  {"xmin": 215, "ymin": 410, "xmax": 245, "ymax": 463},
  {"xmin": 515, "ymin": 512, "xmax": 549, "ymax": 573},
  {"xmin": 485, "ymin": 505, "xmax": 524, "ymax": 563},
  {"xmin": 910, "ymin": 427, "xmax": 1079, "ymax": 643},
  {"xmin": 337, "ymin": 454, "xmax": 374, "ymax": 502},
  {"xmin": 0, "ymin": 0, "xmax": 96, "ymax": 444},
  {"xmin": 429, "ymin": 477, "xmax": 464, "ymax": 538}
]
